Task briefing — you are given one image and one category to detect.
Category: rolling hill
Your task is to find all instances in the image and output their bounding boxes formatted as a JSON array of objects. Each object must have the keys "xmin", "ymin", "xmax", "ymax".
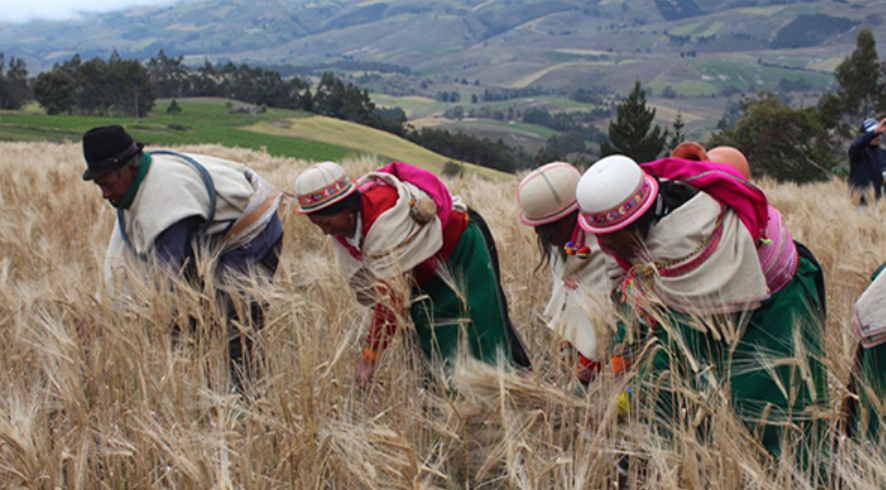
[
  {"xmin": 1, "ymin": 0, "xmax": 883, "ymax": 150},
  {"xmin": 2, "ymin": 0, "xmax": 879, "ymax": 85},
  {"xmin": 0, "ymin": 98, "xmax": 507, "ymax": 178}
]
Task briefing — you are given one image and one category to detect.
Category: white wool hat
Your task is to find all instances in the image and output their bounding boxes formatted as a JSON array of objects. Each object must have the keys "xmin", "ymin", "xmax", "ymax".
[
  {"xmin": 516, "ymin": 162, "xmax": 581, "ymax": 226},
  {"xmin": 576, "ymin": 155, "xmax": 659, "ymax": 234},
  {"xmin": 294, "ymin": 161, "xmax": 357, "ymax": 213}
]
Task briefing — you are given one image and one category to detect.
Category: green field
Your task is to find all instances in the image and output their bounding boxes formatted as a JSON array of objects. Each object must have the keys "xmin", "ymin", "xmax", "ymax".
[
  {"xmin": 647, "ymin": 58, "xmax": 835, "ymax": 97},
  {"xmin": 0, "ymin": 98, "xmax": 506, "ymax": 178},
  {"xmin": 0, "ymin": 99, "xmax": 354, "ymax": 162},
  {"xmin": 370, "ymin": 93, "xmax": 444, "ymax": 118},
  {"xmin": 688, "ymin": 58, "xmax": 833, "ymax": 91}
]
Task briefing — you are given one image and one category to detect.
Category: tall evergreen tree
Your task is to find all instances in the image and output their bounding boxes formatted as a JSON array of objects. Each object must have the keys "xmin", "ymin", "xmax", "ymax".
[
  {"xmin": 0, "ymin": 54, "xmax": 9, "ymax": 110},
  {"xmin": 668, "ymin": 110, "xmax": 686, "ymax": 152},
  {"xmin": 146, "ymin": 49, "xmax": 189, "ymax": 98},
  {"xmin": 76, "ymin": 57, "xmax": 111, "ymax": 115},
  {"xmin": 833, "ymin": 28, "xmax": 880, "ymax": 121},
  {"xmin": 107, "ymin": 55, "xmax": 154, "ymax": 118},
  {"xmin": 0, "ymin": 55, "xmax": 30, "ymax": 109},
  {"xmin": 600, "ymin": 80, "xmax": 668, "ymax": 162}
]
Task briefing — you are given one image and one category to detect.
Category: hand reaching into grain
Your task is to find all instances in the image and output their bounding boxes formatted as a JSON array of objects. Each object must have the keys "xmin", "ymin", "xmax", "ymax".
[{"xmin": 355, "ymin": 356, "xmax": 377, "ymax": 389}]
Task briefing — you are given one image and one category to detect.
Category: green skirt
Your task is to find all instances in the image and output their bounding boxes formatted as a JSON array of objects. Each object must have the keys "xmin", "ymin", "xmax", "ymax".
[
  {"xmin": 408, "ymin": 220, "xmax": 513, "ymax": 367},
  {"xmin": 624, "ymin": 256, "xmax": 828, "ymax": 457}
]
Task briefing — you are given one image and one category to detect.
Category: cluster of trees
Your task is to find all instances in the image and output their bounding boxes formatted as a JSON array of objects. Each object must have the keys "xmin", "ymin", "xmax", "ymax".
[
  {"xmin": 145, "ymin": 51, "xmax": 310, "ymax": 110},
  {"xmin": 601, "ymin": 73, "xmax": 843, "ymax": 183},
  {"xmin": 522, "ymin": 108, "xmax": 609, "ymax": 140},
  {"xmin": 481, "ymin": 87, "xmax": 557, "ymax": 102},
  {"xmin": 597, "ymin": 30, "xmax": 886, "ymax": 184},
  {"xmin": 571, "ymin": 88, "xmax": 607, "ymax": 104},
  {"xmin": 0, "ymin": 54, "xmax": 30, "ymax": 110},
  {"xmin": 600, "ymin": 80, "xmax": 683, "ymax": 163},
  {"xmin": 777, "ymin": 78, "xmax": 813, "ymax": 92},
  {"xmin": 34, "ymin": 53, "xmax": 154, "ymax": 117},
  {"xmin": 407, "ymin": 128, "xmax": 518, "ymax": 173},
  {"xmin": 436, "ymin": 91, "xmax": 461, "ymax": 103},
  {"xmin": 707, "ymin": 28, "xmax": 886, "ymax": 182}
]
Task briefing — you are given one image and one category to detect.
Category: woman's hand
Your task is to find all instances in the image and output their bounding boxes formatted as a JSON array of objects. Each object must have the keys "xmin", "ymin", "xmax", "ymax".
[{"xmin": 355, "ymin": 356, "xmax": 377, "ymax": 389}]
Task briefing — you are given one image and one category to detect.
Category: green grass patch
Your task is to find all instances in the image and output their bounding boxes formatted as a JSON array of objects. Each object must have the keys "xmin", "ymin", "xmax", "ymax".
[
  {"xmin": 698, "ymin": 22, "xmax": 723, "ymax": 38},
  {"xmin": 669, "ymin": 21, "xmax": 722, "ymax": 38},
  {"xmin": 370, "ymin": 93, "xmax": 442, "ymax": 118},
  {"xmin": 0, "ymin": 99, "xmax": 365, "ymax": 162},
  {"xmin": 670, "ymin": 22, "xmax": 704, "ymax": 36},
  {"xmin": 688, "ymin": 58, "xmax": 833, "ymax": 90}
]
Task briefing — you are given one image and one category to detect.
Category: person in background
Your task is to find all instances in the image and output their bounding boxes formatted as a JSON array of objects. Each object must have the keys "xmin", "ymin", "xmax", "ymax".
[
  {"xmin": 516, "ymin": 162, "xmax": 611, "ymax": 387},
  {"xmin": 576, "ymin": 154, "xmax": 828, "ymax": 461},
  {"xmin": 294, "ymin": 161, "xmax": 530, "ymax": 388},
  {"xmin": 849, "ymin": 117, "xmax": 886, "ymax": 206},
  {"xmin": 82, "ymin": 125, "xmax": 284, "ymax": 387}
]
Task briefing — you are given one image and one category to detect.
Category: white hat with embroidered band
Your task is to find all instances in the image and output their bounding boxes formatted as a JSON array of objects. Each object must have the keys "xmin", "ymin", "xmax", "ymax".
[
  {"xmin": 294, "ymin": 161, "xmax": 357, "ymax": 214},
  {"xmin": 576, "ymin": 155, "xmax": 659, "ymax": 234}
]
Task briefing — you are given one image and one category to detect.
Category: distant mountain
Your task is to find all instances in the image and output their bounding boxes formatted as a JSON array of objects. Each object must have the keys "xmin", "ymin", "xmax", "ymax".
[
  {"xmin": 3, "ymin": 0, "xmax": 881, "ymax": 73},
  {"xmin": 3, "ymin": 0, "xmax": 885, "ymax": 136}
]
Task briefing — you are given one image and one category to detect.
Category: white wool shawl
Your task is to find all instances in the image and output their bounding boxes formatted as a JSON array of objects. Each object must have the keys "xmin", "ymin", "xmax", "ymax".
[
  {"xmin": 618, "ymin": 191, "xmax": 770, "ymax": 315},
  {"xmin": 855, "ymin": 271, "xmax": 886, "ymax": 348},
  {"xmin": 544, "ymin": 243, "xmax": 612, "ymax": 361},
  {"xmin": 333, "ymin": 172, "xmax": 464, "ymax": 305},
  {"xmin": 104, "ymin": 152, "xmax": 257, "ymax": 286}
]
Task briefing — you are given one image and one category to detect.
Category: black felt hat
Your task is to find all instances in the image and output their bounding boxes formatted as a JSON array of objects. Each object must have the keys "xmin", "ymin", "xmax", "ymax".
[{"xmin": 81, "ymin": 125, "xmax": 144, "ymax": 181}]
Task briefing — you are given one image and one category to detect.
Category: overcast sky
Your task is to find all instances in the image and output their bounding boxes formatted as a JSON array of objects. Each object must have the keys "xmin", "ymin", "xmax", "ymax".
[{"xmin": 2, "ymin": 0, "xmax": 180, "ymax": 24}]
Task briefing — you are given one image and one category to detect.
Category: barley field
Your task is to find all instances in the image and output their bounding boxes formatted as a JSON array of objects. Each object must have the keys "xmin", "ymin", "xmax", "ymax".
[{"xmin": 2, "ymin": 141, "xmax": 886, "ymax": 489}]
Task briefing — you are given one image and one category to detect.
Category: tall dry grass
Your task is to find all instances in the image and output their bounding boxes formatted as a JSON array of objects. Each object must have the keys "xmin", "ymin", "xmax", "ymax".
[{"xmin": 1, "ymin": 141, "xmax": 886, "ymax": 489}]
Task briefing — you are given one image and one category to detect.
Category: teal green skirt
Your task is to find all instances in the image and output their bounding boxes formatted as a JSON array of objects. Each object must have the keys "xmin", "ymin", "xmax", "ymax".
[
  {"xmin": 408, "ymin": 220, "xmax": 513, "ymax": 367},
  {"xmin": 622, "ymin": 256, "xmax": 828, "ymax": 457}
]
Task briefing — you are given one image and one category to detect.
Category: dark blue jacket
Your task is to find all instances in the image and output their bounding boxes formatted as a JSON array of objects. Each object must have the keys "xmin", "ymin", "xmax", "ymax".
[{"xmin": 849, "ymin": 131, "xmax": 886, "ymax": 201}]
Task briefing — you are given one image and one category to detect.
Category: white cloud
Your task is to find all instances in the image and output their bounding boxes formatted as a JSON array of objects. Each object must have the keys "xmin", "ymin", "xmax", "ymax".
[{"xmin": 1, "ymin": 0, "xmax": 181, "ymax": 24}]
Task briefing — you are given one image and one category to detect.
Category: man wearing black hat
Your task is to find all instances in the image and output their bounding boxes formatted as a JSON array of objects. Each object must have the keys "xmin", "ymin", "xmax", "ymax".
[
  {"xmin": 82, "ymin": 125, "xmax": 284, "ymax": 387},
  {"xmin": 849, "ymin": 117, "xmax": 886, "ymax": 206}
]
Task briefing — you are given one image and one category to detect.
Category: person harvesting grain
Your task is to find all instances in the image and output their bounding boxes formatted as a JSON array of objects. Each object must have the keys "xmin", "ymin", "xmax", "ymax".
[
  {"xmin": 294, "ymin": 161, "xmax": 530, "ymax": 388},
  {"xmin": 82, "ymin": 125, "xmax": 284, "ymax": 385},
  {"xmin": 576, "ymin": 154, "xmax": 828, "ymax": 460},
  {"xmin": 515, "ymin": 162, "xmax": 613, "ymax": 388}
]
